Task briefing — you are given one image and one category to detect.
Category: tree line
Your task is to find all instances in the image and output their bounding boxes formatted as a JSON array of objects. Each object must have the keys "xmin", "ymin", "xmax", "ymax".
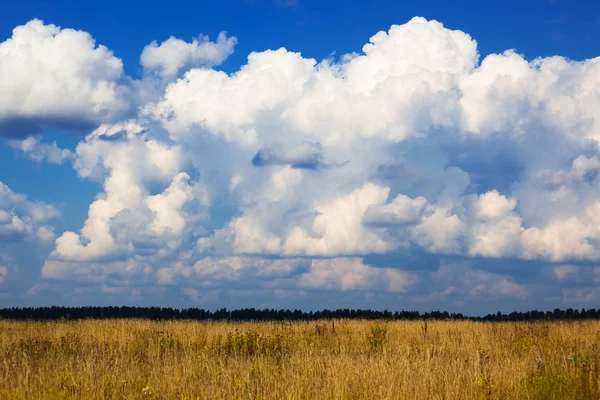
[{"xmin": 0, "ymin": 306, "xmax": 599, "ymax": 322}]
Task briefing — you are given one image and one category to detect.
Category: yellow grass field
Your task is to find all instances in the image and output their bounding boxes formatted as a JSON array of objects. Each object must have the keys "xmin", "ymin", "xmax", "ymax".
[{"xmin": 1, "ymin": 319, "xmax": 600, "ymax": 399}]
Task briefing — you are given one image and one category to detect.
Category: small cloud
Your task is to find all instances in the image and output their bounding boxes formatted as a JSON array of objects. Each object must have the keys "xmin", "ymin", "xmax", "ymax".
[
  {"xmin": 252, "ymin": 142, "xmax": 347, "ymax": 170},
  {"xmin": 0, "ymin": 182, "xmax": 60, "ymax": 244},
  {"xmin": 552, "ymin": 264, "xmax": 580, "ymax": 281},
  {"xmin": 141, "ymin": 32, "xmax": 237, "ymax": 79},
  {"xmin": 9, "ymin": 136, "xmax": 72, "ymax": 164},
  {"xmin": 252, "ymin": 142, "xmax": 325, "ymax": 169}
]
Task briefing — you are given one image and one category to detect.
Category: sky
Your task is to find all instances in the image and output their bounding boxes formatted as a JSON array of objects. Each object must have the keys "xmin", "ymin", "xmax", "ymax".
[{"xmin": 1, "ymin": 0, "xmax": 600, "ymax": 315}]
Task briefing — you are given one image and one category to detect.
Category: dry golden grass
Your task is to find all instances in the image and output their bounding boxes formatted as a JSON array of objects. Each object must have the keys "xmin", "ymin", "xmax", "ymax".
[{"xmin": 1, "ymin": 319, "xmax": 599, "ymax": 399}]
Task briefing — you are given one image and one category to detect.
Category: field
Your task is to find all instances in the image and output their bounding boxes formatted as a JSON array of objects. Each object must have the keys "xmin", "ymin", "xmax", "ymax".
[{"xmin": 1, "ymin": 319, "xmax": 600, "ymax": 399}]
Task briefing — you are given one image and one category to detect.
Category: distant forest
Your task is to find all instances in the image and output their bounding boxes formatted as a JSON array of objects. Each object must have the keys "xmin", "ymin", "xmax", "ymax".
[{"xmin": 1, "ymin": 306, "xmax": 599, "ymax": 322}]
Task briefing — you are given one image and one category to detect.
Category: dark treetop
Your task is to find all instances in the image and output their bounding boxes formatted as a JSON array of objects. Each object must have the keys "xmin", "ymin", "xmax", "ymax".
[{"xmin": 0, "ymin": 306, "xmax": 597, "ymax": 322}]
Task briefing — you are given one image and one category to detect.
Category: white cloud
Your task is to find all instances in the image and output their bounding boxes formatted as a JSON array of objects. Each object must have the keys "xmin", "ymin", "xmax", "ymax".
[
  {"xmin": 364, "ymin": 194, "xmax": 428, "ymax": 225},
  {"xmin": 548, "ymin": 155, "xmax": 600, "ymax": 186},
  {"xmin": 150, "ymin": 255, "xmax": 414, "ymax": 294},
  {"xmin": 148, "ymin": 17, "xmax": 477, "ymax": 147},
  {"xmin": 475, "ymin": 190, "xmax": 517, "ymax": 219},
  {"xmin": 267, "ymin": 166, "xmax": 303, "ymax": 202},
  {"xmin": 0, "ymin": 19, "xmax": 131, "ymax": 136},
  {"xmin": 46, "ymin": 121, "xmax": 205, "ymax": 264},
  {"xmin": 192, "ymin": 256, "xmax": 308, "ymax": 281},
  {"xmin": 148, "ymin": 47, "xmax": 315, "ymax": 147},
  {"xmin": 521, "ymin": 217, "xmax": 595, "ymax": 261},
  {"xmin": 141, "ymin": 32, "xmax": 237, "ymax": 79},
  {"xmin": 200, "ymin": 214, "xmax": 283, "ymax": 255},
  {"xmin": 283, "ymin": 184, "xmax": 392, "ymax": 256},
  {"xmin": 298, "ymin": 258, "xmax": 416, "ymax": 292},
  {"xmin": 410, "ymin": 207, "xmax": 464, "ymax": 254},
  {"xmin": 0, "ymin": 181, "xmax": 59, "ymax": 243},
  {"xmin": 459, "ymin": 51, "xmax": 600, "ymax": 142},
  {"xmin": 146, "ymin": 173, "xmax": 196, "ymax": 235},
  {"xmin": 3, "ymin": 15, "xmax": 598, "ymax": 308},
  {"xmin": 468, "ymin": 215, "xmax": 523, "ymax": 258},
  {"xmin": 466, "ymin": 190, "xmax": 523, "ymax": 258},
  {"xmin": 9, "ymin": 136, "xmax": 72, "ymax": 164}
]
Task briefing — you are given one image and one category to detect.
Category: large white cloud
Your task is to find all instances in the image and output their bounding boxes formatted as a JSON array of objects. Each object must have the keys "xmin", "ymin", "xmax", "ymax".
[
  {"xmin": 45, "ymin": 121, "xmax": 208, "ymax": 267},
  {"xmin": 2, "ymin": 15, "xmax": 595, "ymax": 308},
  {"xmin": 0, "ymin": 19, "xmax": 132, "ymax": 136},
  {"xmin": 148, "ymin": 17, "xmax": 478, "ymax": 147},
  {"xmin": 142, "ymin": 13, "xmax": 600, "ymax": 265},
  {"xmin": 460, "ymin": 51, "xmax": 600, "ymax": 142},
  {"xmin": 141, "ymin": 17, "xmax": 600, "ymax": 262}
]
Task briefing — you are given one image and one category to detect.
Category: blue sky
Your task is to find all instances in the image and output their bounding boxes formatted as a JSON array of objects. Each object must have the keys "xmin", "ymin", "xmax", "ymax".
[{"xmin": 1, "ymin": 0, "xmax": 600, "ymax": 314}]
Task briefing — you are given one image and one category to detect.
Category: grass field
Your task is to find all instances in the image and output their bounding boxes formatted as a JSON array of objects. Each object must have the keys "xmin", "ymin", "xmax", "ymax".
[{"xmin": 1, "ymin": 319, "xmax": 600, "ymax": 399}]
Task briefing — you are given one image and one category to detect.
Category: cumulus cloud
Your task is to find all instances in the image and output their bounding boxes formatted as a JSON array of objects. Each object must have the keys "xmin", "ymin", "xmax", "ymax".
[
  {"xmin": 298, "ymin": 258, "xmax": 416, "ymax": 293},
  {"xmin": 143, "ymin": 16, "xmax": 600, "ymax": 264},
  {"xmin": 141, "ymin": 32, "xmax": 237, "ymax": 79},
  {"xmin": 2, "ymin": 15, "xmax": 598, "ymax": 309},
  {"xmin": 542, "ymin": 155, "xmax": 600, "ymax": 188},
  {"xmin": 411, "ymin": 207, "xmax": 465, "ymax": 254},
  {"xmin": 521, "ymin": 215, "xmax": 597, "ymax": 261},
  {"xmin": 148, "ymin": 17, "xmax": 478, "ymax": 147},
  {"xmin": 193, "ymin": 256, "xmax": 307, "ymax": 281},
  {"xmin": 364, "ymin": 194, "xmax": 428, "ymax": 226},
  {"xmin": 282, "ymin": 184, "xmax": 392, "ymax": 256},
  {"xmin": 0, "ymin": 19, "xmax": 132, "ymax": 137},
  {"xmin": 9, "ymin": 136, "xmax": 72, "ymax": 164},
  {"xmin": 0, "ymin": 181, "xmax": 59, "ymax": 243},
  {"xmin": 45, "ymin": 121, "xmax": 208, "ymax": 267},
  {"xmin": 475, "ymin": 190, "xmax": 517, "ymax": 219},
  {"xmin": 70, "ymin": 254, "xmax": 414, "ymax": 297},
  {"xmin": 198, "ymin": 213, "xmax": 283, "ymax": 256},
  {"xmin": 460, "ymin": 51, "xmax": 600, "ymax": 142}
]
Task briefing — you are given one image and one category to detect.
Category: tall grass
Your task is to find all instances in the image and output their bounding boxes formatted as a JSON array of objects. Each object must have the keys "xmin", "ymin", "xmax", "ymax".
[{"xmin": 1, "ymin": 319, "xmax": 599, "ymax": 399}]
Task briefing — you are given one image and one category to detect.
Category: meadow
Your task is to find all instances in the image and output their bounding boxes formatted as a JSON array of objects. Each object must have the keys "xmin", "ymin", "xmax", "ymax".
[{"xmin": 1, "ymin": 319, "xmax": 599, "ymax": 399}]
